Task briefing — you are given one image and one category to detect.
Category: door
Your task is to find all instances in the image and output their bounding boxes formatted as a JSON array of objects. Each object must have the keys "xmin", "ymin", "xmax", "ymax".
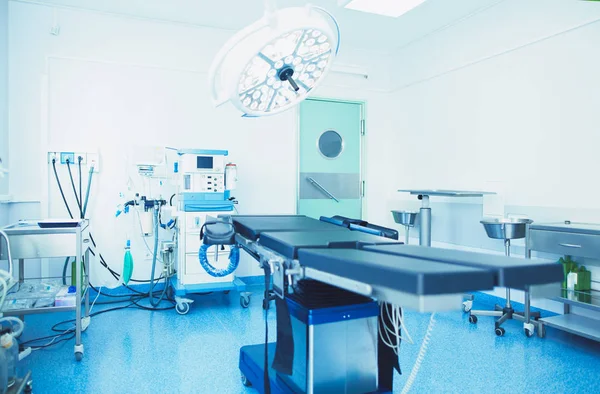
[{"xmin": 298, "ymin": 99, "xmax": 363, "ymax": 220}]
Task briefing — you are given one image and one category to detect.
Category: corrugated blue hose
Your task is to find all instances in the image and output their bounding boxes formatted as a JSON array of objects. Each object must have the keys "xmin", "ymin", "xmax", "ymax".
[{"xmin": 198, "ymin": 244, "xmax": 240, "ymax": 277}]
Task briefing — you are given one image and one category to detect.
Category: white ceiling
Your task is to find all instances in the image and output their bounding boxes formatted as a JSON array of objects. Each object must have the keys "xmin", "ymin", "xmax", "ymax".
[{"xmin": 13, "ymin": 0, "xmax": 505, "ymax": 54}]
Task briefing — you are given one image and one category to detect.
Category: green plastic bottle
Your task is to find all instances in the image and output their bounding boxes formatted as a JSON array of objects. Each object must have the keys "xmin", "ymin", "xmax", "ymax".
[
  {"xmin": 71, "ymin": 257, "xmax": 85, "ymax": 288},
  {"xmin": 123, "ymin": 240, "xmax": 134, "ymax": 285},
  {"xmin": 575, "ymin": 266, "xmax": 592, "ymax": 292}
]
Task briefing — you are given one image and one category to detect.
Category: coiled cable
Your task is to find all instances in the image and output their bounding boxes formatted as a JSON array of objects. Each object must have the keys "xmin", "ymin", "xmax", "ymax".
[{"xmin": 401, "ymin": 313, "xmax": 437, "ymax": 394}]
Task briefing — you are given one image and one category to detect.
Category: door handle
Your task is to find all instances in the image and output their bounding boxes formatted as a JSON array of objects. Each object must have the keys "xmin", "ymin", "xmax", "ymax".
[{"xmin": 306, "ymin": 177, "xmax": 339, "ymax": 202}]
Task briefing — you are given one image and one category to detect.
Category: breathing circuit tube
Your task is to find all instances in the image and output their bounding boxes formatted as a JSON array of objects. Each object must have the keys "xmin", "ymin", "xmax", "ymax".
[
  {"xmin": 197, "ymin": 219, "xmax": 240, "ymax": 277},
  {"xmin": 198, "ymin": 245, "xmax": 240, "ymax": 277},
  {"xmin": 148, "ymin": 206, "xmax": 169, "ymax": 307}
]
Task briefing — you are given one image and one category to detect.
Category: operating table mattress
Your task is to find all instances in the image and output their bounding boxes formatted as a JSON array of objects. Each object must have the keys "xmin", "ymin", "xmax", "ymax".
[
  {"xmin": 364, "ymin": 244, "xmax": 563, "ymax": 289},
  {"xmin": 231, "ymin": 215, "xmax": 340, "ymax": 241},
  {"xmin": 297, "ymin": 248, "xmax": 496, "ymax": 295},
  {"xmin": 258, "ymin": 230, "xmax": 399, "ymax": 259}
]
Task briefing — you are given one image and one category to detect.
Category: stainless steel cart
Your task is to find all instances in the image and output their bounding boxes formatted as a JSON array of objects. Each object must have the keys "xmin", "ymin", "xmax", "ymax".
[
  {"xmin": 528, "ymin": 221, "xmax": 600, "ymax": 342},
  {"xmin": 0, "ymin": 220, "xmax": 93, "ymax": 360}
]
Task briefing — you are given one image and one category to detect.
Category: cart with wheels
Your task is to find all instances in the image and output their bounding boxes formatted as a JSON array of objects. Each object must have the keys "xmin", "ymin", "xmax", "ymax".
[{"xmin": 0, "ymin": 220, "xmax": 93, "ymax": 361}]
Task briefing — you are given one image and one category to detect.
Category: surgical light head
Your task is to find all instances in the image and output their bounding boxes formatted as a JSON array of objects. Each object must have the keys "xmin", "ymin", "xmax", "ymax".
[{"xmin": 208, "ymin": 4, "xmax": 340, "ymax": 117}]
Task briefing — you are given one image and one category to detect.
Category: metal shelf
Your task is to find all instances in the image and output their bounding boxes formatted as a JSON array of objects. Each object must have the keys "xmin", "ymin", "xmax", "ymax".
[
  {"xmin": 3, "ymin": 305, "xmax": 77, "ymax": 316},
  {"xmin": 7, "ymin": 370, "xmax": 32, "ymax": 394},
  {"xmin": 2, "ymin": 284, "xmax": 89, "ymax": 316},
  {"xmin": 540, "ymin": 314, "xmax": 600, "ymax": 342},
  {"xmin": 554, "ymin": 289, "xmax": 600, "ymax": 313}
]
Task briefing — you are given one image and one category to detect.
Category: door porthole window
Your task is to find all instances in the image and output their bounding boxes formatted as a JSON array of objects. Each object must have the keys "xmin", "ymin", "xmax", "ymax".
[{"xmin": 317, "ymin": 130, "xmax": 344, "ymax": 159}]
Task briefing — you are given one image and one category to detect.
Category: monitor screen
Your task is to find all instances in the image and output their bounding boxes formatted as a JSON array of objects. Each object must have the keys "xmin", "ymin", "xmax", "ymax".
[{"xmin": 196, "ymin": 156, "xmax": 214, "ymax": 169}]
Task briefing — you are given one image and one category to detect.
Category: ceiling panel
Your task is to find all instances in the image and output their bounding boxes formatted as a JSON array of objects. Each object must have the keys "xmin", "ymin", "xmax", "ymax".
[{"xmin": 11, "ymin": 0, "xmax": 506, "ymax": 54}]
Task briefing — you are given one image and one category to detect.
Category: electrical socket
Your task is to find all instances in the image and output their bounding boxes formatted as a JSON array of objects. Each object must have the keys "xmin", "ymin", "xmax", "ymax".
[
  {"xmin": 48, "ymin": 151, "xmax": 99, "ymax": 172},
  {"xmin": 60, "ymin": 152, "xmax": 75, "ymax": 164},
  {"xmin": 48, "ymin": 152, "xmax": 59, "ymax": 163},
  {"xmin": 88, "ymin": 153, "xmax": 100, "ymax": 173},
  {"xmin": 75, "ymin": 152, "xmax": 87, "ymax": 164}
]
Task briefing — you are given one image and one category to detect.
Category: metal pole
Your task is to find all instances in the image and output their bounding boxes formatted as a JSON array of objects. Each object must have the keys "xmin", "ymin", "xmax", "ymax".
[
  {"xmin": 419, "ymin": 195, "xmax": 431, "ymax": 247},
  {"xmin": 524, "ymin": 286, "xmax": 531, "ymax": 323},
  {"xmin": 524, "ymin": 224, "xmax": 531, "ymax": 323},
  {"xmin": 404, "ymin": 225, "xmax": 410, "ymax": 245},
  {"xmin": 504, "ymin": 238, "xmax": 511, "ymax": 308},
  {"xmin": 75, "ymin": 227, "xmax": 82, "ymax": 349},
  {"xmin": 18, "ymin": 259, "xmax": 24, "ymax": 323},
  {"xmin": 84, "ymin": 243, "xmax": 90, "ymax": 318}
]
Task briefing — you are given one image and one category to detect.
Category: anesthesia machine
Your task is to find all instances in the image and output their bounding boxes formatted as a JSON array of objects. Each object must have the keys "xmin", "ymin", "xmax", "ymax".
[{"xmin": 170, "ymin": 150, "xmax": 248, "ymax": 314}]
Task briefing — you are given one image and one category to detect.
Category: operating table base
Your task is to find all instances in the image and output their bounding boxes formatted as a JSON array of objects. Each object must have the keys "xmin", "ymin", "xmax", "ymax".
[{"xmin": 239, "ymin": 344, "xmax": 390, "ymax": 394}]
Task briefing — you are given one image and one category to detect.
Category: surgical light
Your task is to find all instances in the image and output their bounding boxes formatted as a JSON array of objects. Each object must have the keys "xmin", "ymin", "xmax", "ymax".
[{"xmin": 208, "ymin": 3, "xmax": 340, "ymax": 117}]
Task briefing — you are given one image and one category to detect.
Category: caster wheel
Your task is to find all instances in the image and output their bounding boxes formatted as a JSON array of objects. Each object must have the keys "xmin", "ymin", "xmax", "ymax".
[
  {"xmin": 495, "ymin": 327, "xmax": 506, "ymax": 337},
  {"xmin": 524, "ymin": 322, "xmax": 535, "ymax": 338},
  {"xmin": 240, "ymin": 295, "xmax": 251, "ymax": 308},
  {"xmin": 176, "ymin": 303, "xmax": 190, "ymax": 315},
  {"xmin": 469, "ymin": 315, "xmax": 478, "ymax": 324},
  {"xmin": 75, "ymin": 352, "xmax": 83, "ymax": 361},
  {"xmin": 241, "ymin": 373, "xmax": 252, "ymax": 387},
  {"xmin": 525, "ymin": 328, "xmax": 534, "ymax": 338},
  {"xmin": 462, "ymin": 300, "xmax": 472, "ymax": 313}
]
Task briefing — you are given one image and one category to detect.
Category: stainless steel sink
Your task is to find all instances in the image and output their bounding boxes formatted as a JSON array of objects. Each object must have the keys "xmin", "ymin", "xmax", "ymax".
[
  {"xmin": 392, "ymin": 211, "xmax": 419, "ymax": 245},
  {"xmin": 481, "ymin": 218, "xmax": 533, "ymax": 240},
  {"xmin": 391, "ymin": 211, "xmax": 418, "ymax": 227}
]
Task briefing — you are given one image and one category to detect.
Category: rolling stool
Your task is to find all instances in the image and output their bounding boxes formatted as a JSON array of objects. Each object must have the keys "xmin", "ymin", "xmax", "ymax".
[{"xmin": 469, "ymin": 218, "xmax": 540, "ymax": 337}]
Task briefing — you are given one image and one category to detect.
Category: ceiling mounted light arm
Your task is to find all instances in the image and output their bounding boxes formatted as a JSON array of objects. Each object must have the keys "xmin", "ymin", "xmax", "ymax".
[{"xmin": 208, "ymin": 4, "xmax": 341, "ymax": 117}]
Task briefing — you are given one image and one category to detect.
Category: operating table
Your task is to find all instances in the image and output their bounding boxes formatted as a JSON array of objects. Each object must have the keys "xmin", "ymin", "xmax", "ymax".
[{"xmin": 222, "ymin": 215, "xmax": 562, "ymax": 394}]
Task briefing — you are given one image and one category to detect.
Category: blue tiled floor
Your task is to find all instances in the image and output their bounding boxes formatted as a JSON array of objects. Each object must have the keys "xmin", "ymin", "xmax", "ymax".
[{"xmin": 19, "ymin": 286, "xmax": 600, "ymax": 393}]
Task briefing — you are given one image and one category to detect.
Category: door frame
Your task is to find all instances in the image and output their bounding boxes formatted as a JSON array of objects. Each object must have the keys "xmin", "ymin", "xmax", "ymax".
[{"xmin": 295, "ymin": 97, "xmax": 366, "ymax": 219}]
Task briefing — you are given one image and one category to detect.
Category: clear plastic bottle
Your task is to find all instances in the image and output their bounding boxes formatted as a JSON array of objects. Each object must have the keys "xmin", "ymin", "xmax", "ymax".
[{"xmin": 1, "ymin": 334, "xmax": 18, "ymax": 387}]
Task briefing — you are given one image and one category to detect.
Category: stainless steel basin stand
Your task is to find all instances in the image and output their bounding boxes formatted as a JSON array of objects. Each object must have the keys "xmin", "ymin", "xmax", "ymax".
[
  {"xmin": 468, "ymin": 219, "xmax": 540, "ymax": 337},
  {"xmin": 391, "ymin": 211, "xmax": 418, "ymax": 245}
]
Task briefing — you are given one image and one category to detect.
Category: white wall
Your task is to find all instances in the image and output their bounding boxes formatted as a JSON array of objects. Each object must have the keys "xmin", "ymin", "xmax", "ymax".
[
  {"xmin": 0, "ymin": 0, "xmax": 7, "ymax": 196},
  {"xmin": 7, "ymin": 1, "xmax": 393, "ymax": 286},
  {"xmin": 388, "ymin": 0, "xmax": 600, "ymax": 210},
  {"xmin": 383, "ymin": 0, "xmax": 600, "ymax": 313}
]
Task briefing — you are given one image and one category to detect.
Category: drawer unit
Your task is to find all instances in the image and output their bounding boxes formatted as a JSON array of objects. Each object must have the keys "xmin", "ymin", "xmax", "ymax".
[{"xmin": 528, "ymin": 229, "xmax": 600, "ymax": 260}]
